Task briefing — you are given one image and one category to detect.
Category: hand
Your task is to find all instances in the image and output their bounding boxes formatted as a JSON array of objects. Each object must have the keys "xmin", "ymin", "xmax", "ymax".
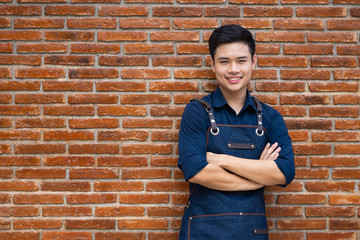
[
  {"xmin": 259, "ymin": 142, "xmax": 281, "ymax": 161},
  {"xmin": 206, "ymin": 152, "xmax": 223, "ymax": 166}
]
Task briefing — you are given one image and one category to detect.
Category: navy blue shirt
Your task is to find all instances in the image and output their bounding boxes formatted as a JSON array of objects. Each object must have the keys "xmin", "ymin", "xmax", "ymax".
[{"xmin": 178, "ymin": 87, "xmax": 295, "ymax": 186}]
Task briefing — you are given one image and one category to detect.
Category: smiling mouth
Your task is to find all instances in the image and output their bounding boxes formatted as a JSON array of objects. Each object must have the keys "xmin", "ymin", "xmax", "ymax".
[{"xmin": 226, "ymin": 76, "xmax": 242, "ymax": 83}]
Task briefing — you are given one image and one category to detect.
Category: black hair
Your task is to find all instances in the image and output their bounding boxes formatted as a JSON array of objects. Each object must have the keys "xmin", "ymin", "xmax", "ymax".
[{"xmin": 208, "ymin": 24, "xmax": 256, "ymax": 60}]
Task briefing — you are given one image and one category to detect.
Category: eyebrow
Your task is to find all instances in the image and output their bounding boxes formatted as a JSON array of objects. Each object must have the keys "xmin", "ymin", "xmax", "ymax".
[{"xmin": 217, "ymin": 56, "xmax": 248, "ymax": 60}]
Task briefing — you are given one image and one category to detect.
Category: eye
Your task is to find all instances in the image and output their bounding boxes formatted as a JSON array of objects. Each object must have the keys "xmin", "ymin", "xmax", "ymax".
[{"xmin": 219, "ymin": 60, "xmax": 228, "ymax": 64}]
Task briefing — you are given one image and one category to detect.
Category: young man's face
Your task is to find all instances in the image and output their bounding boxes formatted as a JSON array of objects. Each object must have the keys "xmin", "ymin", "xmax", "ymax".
[{"xmin": 211, "ymin": 42, "xmax": 257, "ymax": 97}]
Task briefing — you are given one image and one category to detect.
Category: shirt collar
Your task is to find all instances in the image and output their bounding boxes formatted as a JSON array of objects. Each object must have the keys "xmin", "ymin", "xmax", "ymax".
[{"xmin": 212, "ymin": 87, "xmax": 258, "ymax": 112}]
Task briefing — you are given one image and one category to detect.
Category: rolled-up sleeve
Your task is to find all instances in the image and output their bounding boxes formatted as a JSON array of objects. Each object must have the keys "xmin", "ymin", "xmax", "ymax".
[
  {"xmin": 267, "ymin": 109, "xmax": 295, "ymax": 187},
  {"xmin": 177, "ymin": 102, "xmax": 209, "ymax": 181}
]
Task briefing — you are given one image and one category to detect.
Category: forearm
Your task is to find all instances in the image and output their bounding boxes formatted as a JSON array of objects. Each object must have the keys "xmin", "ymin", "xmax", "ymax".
[
  {"xmin": 218, "ymin": 155, "xmax": 286, "ymax": 185},
  {"xmin": 188, "ymin": 163, "xmax": 264, "ymax": 191}
]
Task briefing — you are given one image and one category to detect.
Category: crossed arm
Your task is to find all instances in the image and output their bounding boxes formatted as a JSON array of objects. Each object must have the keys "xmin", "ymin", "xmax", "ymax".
[{"xmin": 188, "ymin": 143, "xmax": 286, "ymax": 191}]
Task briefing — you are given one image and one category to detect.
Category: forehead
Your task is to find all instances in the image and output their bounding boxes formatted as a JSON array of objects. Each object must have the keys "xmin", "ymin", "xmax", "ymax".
[{"xmin": 214, "ymin": 42, "xmax": 251, "ymax": 59}]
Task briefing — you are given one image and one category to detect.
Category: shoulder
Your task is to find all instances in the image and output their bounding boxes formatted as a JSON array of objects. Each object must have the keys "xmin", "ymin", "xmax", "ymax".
[{"xmin": 258, "ymin": 100, "xmax": 285, "ymax": 126}]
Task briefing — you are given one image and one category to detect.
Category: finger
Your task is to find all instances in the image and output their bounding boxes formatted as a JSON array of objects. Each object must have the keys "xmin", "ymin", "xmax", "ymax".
[
  {"xmin": 260, "ymin": 143, "xmax": 270, "ymax": 160},
  {"xmin": 263, "ymin": 142, "xmax": 278, "ymax": 159},
  {"xmin": 269, "ymin": 147, "xmax": 281, "ymax": 160}
]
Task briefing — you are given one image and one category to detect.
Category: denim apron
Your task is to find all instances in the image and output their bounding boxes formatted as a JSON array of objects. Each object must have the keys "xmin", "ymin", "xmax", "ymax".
[{"xmin": 179, "ymin": 97, "xmax": 268, "ymax": 240}]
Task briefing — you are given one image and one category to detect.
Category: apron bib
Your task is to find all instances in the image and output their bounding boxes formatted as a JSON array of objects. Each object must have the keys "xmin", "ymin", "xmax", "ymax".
[{"xmin": 179, "ymin": 98, "xmax": 269, "ymax": 240}]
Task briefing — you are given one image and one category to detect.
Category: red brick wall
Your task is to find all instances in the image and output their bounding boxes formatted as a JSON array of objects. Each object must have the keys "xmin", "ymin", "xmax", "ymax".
[{"xmin": 0, "ymin": 1, "xmax": 359, "ymax": 240}]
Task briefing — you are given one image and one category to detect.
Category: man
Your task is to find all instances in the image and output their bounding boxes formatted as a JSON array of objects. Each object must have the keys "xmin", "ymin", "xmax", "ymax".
[{"xmin": 177, "ymin": 24, "xmax": 295, "ymax": 239}]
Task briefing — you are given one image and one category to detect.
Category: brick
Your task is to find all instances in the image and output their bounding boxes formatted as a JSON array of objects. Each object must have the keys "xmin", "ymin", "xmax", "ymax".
[
  {"xmin": 328, "ymin": 19, "xmax": 360, "ymax": 30},
  {"xmin": 277, "ymin": 219, "xmax": 326, "ymax": 230},
  {"xmin": 306, "ymin": 206, "xmax": 355, "ymax": 217},
  {"xmin": 19, "ymin": 0, "xmax": 66, "ymax": 2},
  {"xmin": 146, "ymin": 181, "xmax": 189, "ymax": 192},
  {"xmin": 65, "ymin": 219, "xmax": 115, "ymax": 229},
  {"xmin": 174, "ymin": 93, "xmax": 206, "ymax": 104},
  {"xmin": 265, "ymin": 206, "xmax": 302, "ymax": 217},
  {"xmin": 330, "ymin": 194, "xmax": 360, "ymax": 205},
  {"xmin": 337, "ymin": 44, "xmax": 360, "ymax": 55},
  {"xmin": 99, "ymin": 130, "xmax": 148, "ymax": 141},
  {"xmin": 179, "ymin": 0, "xmax": 225, "ymax": 2},
  {"xmin": 120, "ymin": 19, "xmax": 170, "ymax": 29},
  {"xmin": 311, "ymin": 57, "xmax": 357, "ymax": 67},
  {"xmin": 0, "ymin": 156, "xmax": 40, "ymax": 166},
  {"xmin": 13, "ymin": 194, "xmax": 63, "ymax": 204},
  {"xmin": 256, "ymin": 32, "xmax": 305, "ymax": 42},
  {"xmin": 334, "ymin": 70, "xmax": 360, "ymax": 80},
  {"xmin": 43, "ymin": 80, "xmax": 93, "ymax": 91},
  {"xmin": 94, "ymin": 181, "xmax": 144, "ymax": 192},
  {"xmin": 309, "ymin": 82, "xmax": 358, "ymax": 92},
  {"xmin": 69, "ymin": 118, "xmax": 118, "ymax": 129},
  {"xmin": 297, "ymin": 7, "xmax": 347, "ymax": 17},
  {"xmin": 71, "ymin": 43, "xmax": 120, "ymax": 53},
  {"xmin": 98, "ymin": 156, "xmax": 147, "ymax": 167},
  {"xmin": 151, "ymin": 31, "xmax": 199, "ymax": 41},
  {"xmin": 124, "ymin": 43, "xmax": 173, "ymax": 54},
  {"xmin": 149, "ymin": 232, "xmax": 178, "ymax": 240},
  {"xmin": 256, "ymin": 82, "xmax": 305, "ymax": 92},
  {"xmin": 0, "ymin": 68, "xmax": 12, "ymax": 78},
  {"xmin": 98, "ymin": 106, "xmax": 147, "ymax": 116},
  {"xmin": 0, "ymin": 206, "xmax": 38, "ymax": 216},
  {"xmin": 96, "ymin": 81, "xmax": 146, "ymax": 92},
  {"xmin": 0, "ymin": 169, "xmax": 12, "ymax": 179},
  {"xmin": 15, "ymin": 93, "xmax": 65, "ymax": 104},
  {"xmin": 293, "ymin": 144, "xmax": 331, "ymax": 155},
  {"xmin": 0, "ymin": 118, "xmax": 12, "ymax": 128},
  {"xmin": 45, "ymin": 31, "xmax": 94, "ymax": 41},
  {"xmin": 153, "ymin": 6, "xmax": 202, "ymax": 16},
  {"xmin": 295, "ymin": 169, "xmax": 329, "ymax": 179},
  {"xmin": 44, "ymin": 55, "xmax": 95, "ymax": 66},
  {"xmin": 274, "ymin": 19, "xmax": 324, "ymax": 30},
  {"xmin": 282, "ymin": 0, "xmax": 329, "ymax": 3},
  {"xmin": 335, "ymin": 120, "xmax": 360, "ymax": 130},
  {"xmin": 0, "ymin": 106, "xmax": 40, "ymax": 116},
  {"xmin": 69, "ymin": 168, "xmax": 119, "ymax": 179},
  {"xmin": 68, "ymin": 144, "xmax": 119, "ymax": 154},
  {"xmin": 280, "ymin": 94, "xmax": 329, "ymax": 105},
  {"xmin": 285, "ymin": 119, "xmax": 331, "ymax": 130},
  {"xmin": 14, "ymin": 219, "xmax": 62, "ymax": 229},
  {"xmin": 16, "ymin": 169, "xmax": 66, "ymax": 179},
  {"xmin": 0, "ymin": 5, "xmax": 41, "ymax": 15},
  {"xmin": 351, "ymin": 7, "xmax": 360, "ymax": 16},
  {"xmin": 44, "ymin": 130, "xmax": 94, "ymax": 140},
  {"xmin": 95, "ymin": 206, "xmax": 145, "ymax": 216},
  {"xmin": 289, "ymin": 130, "xmax": 308, "ymax": 141},
  {"xmin": 99, "ymin": 6, "xmax": 148, "ymax": 16},
  {"xmin": 0, "ymin": 43, "xmax": 12, "ymax": 53},
  {"xmin": 311, "ymin": 156, "xmax": 360, "ymax": 167},
  {"xmin": 98, "ymin": 31, "xmax": 147, "ymax": 41},
  {"xmin": 16, "ymin": 118, "xmax": 65, "ymax": 128},
  {"xmin": 68, "ymin": 94, "xmax": 118, "ymax": 104},
  {"xmin": 244, "ymin": 6, "xmax": 292, "ymax": 17},
  {"xmin": 118, "ymin": 219, "xmax": 168, "ymax": 230},
  {"xmin": 312, "ymin": 131, "xmax": 360, "ymax": 142},
  {"xmin": 43, "ymin": 232, "xmax": 92, "ymax": 240},
  {"xmin": 68, "ymin": 18, "xmax": 117, "ymax": 29},
  {"xmin": 333, "ymin": 169, "xmax": 360, "ymax": 179},
  {"xmin": 122, "ymin": 144, "xmax": 172, "ymax": 154},
  {"xmin": 41, "ymin": 181, "xmax": 91, "ymax": 191},
  {"xmin": 229, "ymin": 0, "xmax": 276, "ymax": 3},
  {"xmin": 280, "ymin": 70, "xmax": 330, "ymax": 80},
  {"xmin": 147, "ymin": 206, "xmax": 184, "ymax": 216},
  {"xmin": 307, "ymin": 232, "xmax": 357, "ymax": 240},
  {"xmin": 95, "ymin": 232, "xmax": 145, "ymax": 240},
  {"xmin": 309, "ymin": 107, "xmax": 359, "ymax": 117},
  {"xmin": 284, "ymin": 44, "xmax": 333, "ymax": 55},
  {"xmin": 122, "ymin": 69, "xmax": 170, "ymax": 79},
  {"xmin": 44, "ymin": 106, "xmax": 94, "ymax": 116},
  {"xmin": 335, "ymin": 144, "xmax": 360, "ymax": 154},
  {"xmin": 45, "ymin": 5, "xmax": 95, "ymax": 15},
  {"xmin": 99, "ymin": 56, "xmax": 148, "ymax": 66},
  {"xmin": 305, "ymin": 181, "xmax": 355, "ymax": 192},
  {"xmin": 153, "ymin": 56, "xmax": 202, "ymax": 67},
  {"xmin": 14, "ymin": 18, "xmax": 64, "ymax": 28},
  {"xmin": 330, "ymin": 219, "xmax": 360, "ymax": 230},
  {"xmin": 123, "ymin": 119, "xmax": 172, "ymax": 128},
  {"xmin": 0, "ymin": 17, "xmax": 11, "ymax": 27},
  {"xmin": 177, "ymin": 44, "xmax": 208, "ymax": 54},
  {"xmin": 204, "ymin": 6, "xmax": 240, "ymax": 16},
  {"xmin": 152, "ymin": 130, "xmax": 179, "ymax": 141},
  {"xmin": 122, "ymin": 169, "xmax": 172, "ymax": 179},
  {"xmin": 0, "ymin": 181, "xmax": 39, "ymax": 191},
  {"xmin": 308, "ymin": 32, "xmax": 357, "ymax": 42},
  {"xmin": 119, "ymin": 193, "xmax": 169, "ymax": 204},
  {"xmin": 69, "ymin": 68, "xmax": 118, "ymax": 79},
  {"xmin": 18, "ymin": 43, "xmax": 67, "ymax": 53},
  {"xmin": 0, "ymin": 31, "xmax": 42, "ymax": 40},
  {"xmin": 15, "ymin": 144, "xmax": 65, "ymax": 154},
  {"xmin": 150, "ymin": 106, "xmax": 185, "ymax": 116},
  {"xmin": 0, "ymin": 232, "xmax": 39, "ymax": 240},
  {"xmin": 121, "ymin": 94, "xmax": 170, "ymax": 104},
  {"xmin": 0, "ymin": 55, "xmax": 41, "ymax": 66},
  {"xmin": 174, "ymin": 69, "xmax": 214, "ymax": 79},
  {"xmin": 269, "ymin": 232, "xmax": 304, "ymax": 240},
  {"xmin": 258, "ymin": 56, "xmax": 307, "ymax": 67},
  {"xmin": 44, "ymin": 156, "xmax": 95, "ymax": 166},
  {"xmin": 15, "ymin": 68, "xmax": 65, "ymax": 79},
  {"xmin": 0, "ymin": 130, "xmax": 40, "ymax": 140},
  {"xmin": 222, "ymin": 19, "xmax": 272, "ymax": 29},
  {"xmin": 67, "ymin": 193, "xmax": 116, "ymax": 204}
]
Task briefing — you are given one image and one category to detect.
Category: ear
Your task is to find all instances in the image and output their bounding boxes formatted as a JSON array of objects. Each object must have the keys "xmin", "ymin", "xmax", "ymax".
[
  {"xmin": 210, "ymin": 58, "xmax": 215, "ymax": 72},
  {"xmin": 251, "ymin": 54, "xmax": 257, "ymax": 70}
]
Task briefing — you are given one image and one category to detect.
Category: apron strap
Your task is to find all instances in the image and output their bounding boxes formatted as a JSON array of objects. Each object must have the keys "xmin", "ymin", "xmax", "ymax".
[
  {"xmin": 252, "ymin": 97, "xmax": 264, "ymax": 137},
  {"xmin": 190, "ymin": 98, "xmax": 219, "ymax": 135}
]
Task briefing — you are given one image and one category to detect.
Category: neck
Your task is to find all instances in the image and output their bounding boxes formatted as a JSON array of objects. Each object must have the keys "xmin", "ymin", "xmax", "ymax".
[{"xmin": 220, "ymin": 87, "xmax": 247, "ymax": 115}]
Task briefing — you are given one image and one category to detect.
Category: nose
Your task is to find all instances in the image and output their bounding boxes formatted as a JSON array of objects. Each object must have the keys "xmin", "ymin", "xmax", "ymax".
[{"xmin": 228, "ymin": 62, "xmax": 240, "ymax": 74}]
